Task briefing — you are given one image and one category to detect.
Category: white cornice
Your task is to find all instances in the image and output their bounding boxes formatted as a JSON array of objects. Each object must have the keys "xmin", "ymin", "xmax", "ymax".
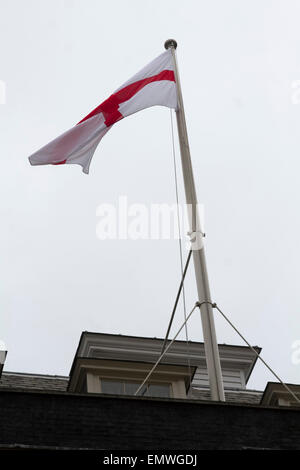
[{"xmin": 69, "ymin": 332, "xmax": 261, "ymax": 385}]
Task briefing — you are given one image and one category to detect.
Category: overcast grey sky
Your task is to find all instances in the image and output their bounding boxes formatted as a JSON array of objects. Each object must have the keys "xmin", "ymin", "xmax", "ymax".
[{"xmin": 1, "ymin": 0, "xmax": 300, "ymax": 390}]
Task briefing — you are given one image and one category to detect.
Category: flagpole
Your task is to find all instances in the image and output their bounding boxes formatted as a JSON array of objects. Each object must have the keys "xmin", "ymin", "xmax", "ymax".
[{"xmin": 165, "ymin": 39, "xmax": 225, "ymax": 402}]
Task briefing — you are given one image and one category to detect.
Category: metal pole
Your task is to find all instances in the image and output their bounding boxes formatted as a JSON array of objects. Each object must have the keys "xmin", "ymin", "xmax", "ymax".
[{"xmin": 165, "ymin": 39, "xmax": 225, "ymax": 401}]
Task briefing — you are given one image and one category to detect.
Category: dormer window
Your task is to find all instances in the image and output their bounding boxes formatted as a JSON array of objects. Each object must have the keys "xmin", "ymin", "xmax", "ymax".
[
  {"xmin": 69, "ymin": 357, "xmax": 194, "ymax": 399},
  {"xmin": 68, "ymin": 332, "xmax": 261, "ymax": 400}
]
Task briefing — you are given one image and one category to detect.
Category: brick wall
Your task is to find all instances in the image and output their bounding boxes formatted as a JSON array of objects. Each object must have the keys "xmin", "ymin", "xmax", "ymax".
[{"xmin": 0, "ymin": 389, "xmax": 299, "ymax": 450}]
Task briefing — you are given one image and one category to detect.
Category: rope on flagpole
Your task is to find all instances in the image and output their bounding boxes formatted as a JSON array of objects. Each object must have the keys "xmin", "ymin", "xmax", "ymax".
[
  {"xmin": 169, "ymin": 108, "xmax": 192, "ymax": 387},
  {"xmin": 161, "ymin": 249, "xmax": 192, "ymax": 355}
]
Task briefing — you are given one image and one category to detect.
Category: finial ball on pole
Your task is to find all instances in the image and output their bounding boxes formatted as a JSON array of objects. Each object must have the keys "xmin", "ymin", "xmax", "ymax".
[{"xmin": 164, "ymin": 39, "xmax": 177, "ymax": 50}]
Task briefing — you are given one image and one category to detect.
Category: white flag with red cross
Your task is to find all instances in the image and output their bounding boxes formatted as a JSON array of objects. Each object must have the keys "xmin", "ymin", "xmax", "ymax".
[{"xmin": 28, "ymin": 49, "xmax": 177, "ymax": 174}]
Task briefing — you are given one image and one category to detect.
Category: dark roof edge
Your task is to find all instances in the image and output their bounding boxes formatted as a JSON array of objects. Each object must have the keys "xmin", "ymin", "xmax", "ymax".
[
  {"xmin": 2, "ymin": 371, "xmax": 68, "ymax": 380},
  {"xmin": 244, "ymin": 347, "xmax": 262, "ymax": 384},
  {"xmin": 69, "ymin": 331, "xmax": 85, "ymax": 380},
  {"xmin": 80, "ymin": 331, "xmax": 261, "ymax": 350}
]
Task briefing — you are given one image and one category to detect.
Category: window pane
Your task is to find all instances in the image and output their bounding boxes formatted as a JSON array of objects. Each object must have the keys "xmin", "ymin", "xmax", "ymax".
[
  {"xmin": 125, "ymin": 382, "xmax": 147, "ymax": 396},
  {"xmin": 100, "ymin": 380, "xmax": 170, "ymax": 397},
  {"xmin": 101, "ymin": 380, "xmax": 124, "ymax": 395},
  {"xmin": 124, "ymin": 382, "xmax": 139, "ymax": 395},
  {"xmin": 148, "ymin": 384, "xmax": 170, "ymax": 398}
]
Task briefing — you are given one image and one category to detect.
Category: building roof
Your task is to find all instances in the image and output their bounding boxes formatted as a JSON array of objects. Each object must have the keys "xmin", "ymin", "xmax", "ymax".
[
  {"xmin": 189, "ymin": 387, "xmax": 262, "ymax": 405},
  {"xmin": 0, "ymin": 331, "xmax": 263, "ymax": 404},
  {"xmin": 0, "ymin": 371, "xmax": 68, "ymax": 392},
  {"xmin": 0, "ymin": 371, "xmax": 264, "ymax": 405}
]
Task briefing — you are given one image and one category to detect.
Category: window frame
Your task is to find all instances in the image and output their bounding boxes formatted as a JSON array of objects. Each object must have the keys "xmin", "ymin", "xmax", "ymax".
[{"xmin": 99, "ymin": 377, "xmax": 172, "ymax": 398}]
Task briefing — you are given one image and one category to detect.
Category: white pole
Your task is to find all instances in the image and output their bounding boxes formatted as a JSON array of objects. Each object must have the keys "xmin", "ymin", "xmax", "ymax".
[{"xmin": 165, "ymin": 39, "xmax": 225, "ymax": 401}]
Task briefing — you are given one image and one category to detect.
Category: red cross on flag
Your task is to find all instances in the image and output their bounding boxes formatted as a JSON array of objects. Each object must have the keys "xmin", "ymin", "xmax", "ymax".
[{"xmin": 28, "ymin": 49, "xmax": 177, "ymax": 174}]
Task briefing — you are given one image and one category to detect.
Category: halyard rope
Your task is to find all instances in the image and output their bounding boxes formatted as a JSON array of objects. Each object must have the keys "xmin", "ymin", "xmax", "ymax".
[
  {"xmin": 160, "ymin": 249, "xmax": 192, "ymax": 355},
  {"xmin": 169, "ymin": 108, "xmax": 193, "ymax": 388}
]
